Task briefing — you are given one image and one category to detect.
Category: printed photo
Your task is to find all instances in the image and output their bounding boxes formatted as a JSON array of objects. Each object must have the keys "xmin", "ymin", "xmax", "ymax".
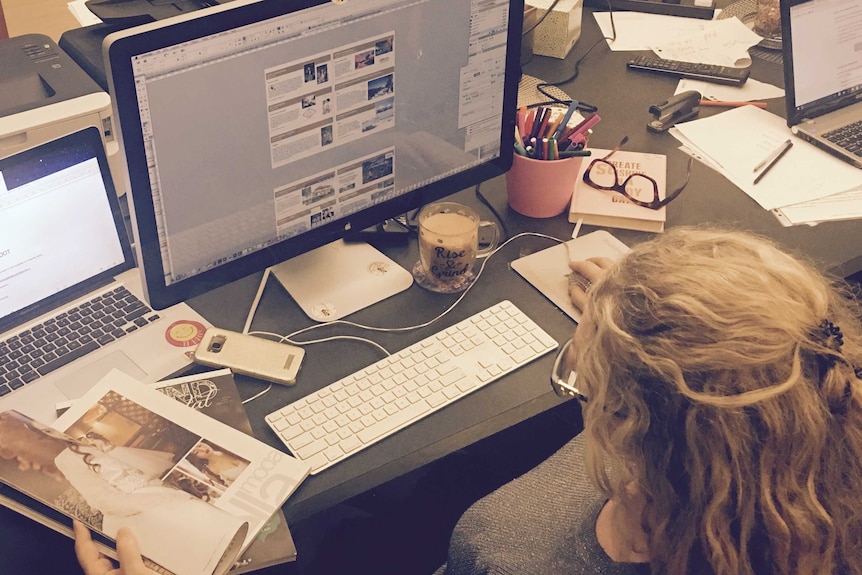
[
  {"xmin": 184, "ymin": 439, "xmax": 250, "ymax": 488},
  {"xmin": 354, "ymin": 49, "xmax": 375, "ymax": 69},
  {"xmin": 304, "ymin": 62, "xmax": 316, "ymax": 82}
]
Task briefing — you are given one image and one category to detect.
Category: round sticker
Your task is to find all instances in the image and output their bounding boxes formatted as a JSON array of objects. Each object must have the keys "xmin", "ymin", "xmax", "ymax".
[{"xmin": 165, "ymin": 320, "xmax": 207, "ymax": 347}]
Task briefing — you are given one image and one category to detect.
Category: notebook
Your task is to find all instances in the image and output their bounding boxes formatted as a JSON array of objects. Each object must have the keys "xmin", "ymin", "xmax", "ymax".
[
  {"xmin": 0, "ymin": 126, "xmax": 211, "ymax": 423},
  {"xmin": 782, "ymin": 0, "xmax": 862, "ymax": 169}
]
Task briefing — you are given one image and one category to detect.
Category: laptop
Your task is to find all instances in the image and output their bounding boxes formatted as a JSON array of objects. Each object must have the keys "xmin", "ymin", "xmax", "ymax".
[
  {"xmin": 781, "ymin": 0, "xmax": 862, "ymax": 169},
  {"xmin": 0, "ymin": 126, "xmax": 211, "ymax": 424}
]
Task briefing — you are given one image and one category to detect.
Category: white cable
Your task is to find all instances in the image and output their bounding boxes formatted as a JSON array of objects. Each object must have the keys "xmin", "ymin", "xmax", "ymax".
[
  {"xmin": 242, "ymin": 383, "xmax": 272, "ymax": 404},
  {"xmin": 242, "ymin": 268, "xmax": 271, "ymax": 335},
  {"xmin": 248, "ymin": 330, "xmax": 391, "ymax": 357},
  {"xmin": 285, "ymin": 231, "xmax": 566, "ymax": 341}
]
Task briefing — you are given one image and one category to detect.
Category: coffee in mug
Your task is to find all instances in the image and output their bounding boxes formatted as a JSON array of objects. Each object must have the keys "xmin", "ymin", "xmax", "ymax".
[{"xmin": 412, "ymin": 202, "xmax": 499, "ymax": 293}]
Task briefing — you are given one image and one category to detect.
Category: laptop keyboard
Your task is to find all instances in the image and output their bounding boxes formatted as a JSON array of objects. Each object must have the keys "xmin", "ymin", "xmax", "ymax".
[
  {"xmin": 823, "ymin": 119, "xmax": 862, "ymax": 156},
  {"xmin": 0, "ymin": 286, "xmax": 161, "ymax": 397}
]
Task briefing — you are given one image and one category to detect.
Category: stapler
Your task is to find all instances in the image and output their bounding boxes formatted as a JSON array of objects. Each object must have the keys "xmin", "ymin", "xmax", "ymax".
[{"xmin": 648, "ymin": 90, "xmax": 701, "ymax": 132}]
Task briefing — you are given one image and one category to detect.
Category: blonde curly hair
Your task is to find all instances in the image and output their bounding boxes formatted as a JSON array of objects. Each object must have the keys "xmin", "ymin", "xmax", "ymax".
[{"xmin": 576, "ymin": 227, "xmax": 862, "ymax": 574}]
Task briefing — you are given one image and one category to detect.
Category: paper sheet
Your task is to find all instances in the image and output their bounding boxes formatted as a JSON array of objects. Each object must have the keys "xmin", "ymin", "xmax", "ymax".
[
  {"xmin": 651, "ymin": 18, "xmax": 761, "ymax": 67},
  {"xmin": 669, "ymin": 105, "xmax": 862, "ymax": 210},
  {"xmin": 675, "ymin": 77, "xmax": 784, "ymax": 103},
  {"xmin": 594, "ymin": 12, "xmax": 714, "ymax": 51}
]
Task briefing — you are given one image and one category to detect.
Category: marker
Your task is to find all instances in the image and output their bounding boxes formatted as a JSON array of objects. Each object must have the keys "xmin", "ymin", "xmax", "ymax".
[
  {"xmin": 529, "ymin": 107, "xmax": 546, "ymax": 141},
  {"xmin": 559, "ymin": 149, "xmax": 592, "ymax": 158},
  {"xmin": 554, "ymin": 100, "xmax": 579, "ymax": 140},
  {"xmin": 517, "ymin": 106, "xmax": 528, "ymax": 140},
  {"xmin": 524, "ymin": 108, "xmax": 537, "ymax": 140},
  {"xmin": 568, "ymin": 113, "xmax": 601, "ymax": 141}
]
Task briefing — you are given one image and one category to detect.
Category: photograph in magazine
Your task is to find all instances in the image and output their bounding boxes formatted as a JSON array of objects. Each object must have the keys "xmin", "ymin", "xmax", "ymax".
[{"xmin": 0, "ymin": 409, "xmax": 246, "ymax": 575}]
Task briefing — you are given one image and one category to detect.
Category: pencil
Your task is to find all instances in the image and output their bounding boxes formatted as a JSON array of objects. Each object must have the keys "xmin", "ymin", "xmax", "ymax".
[{"xmin": 700, "ymin": 99, "xmax": 767, "ymax": 109}]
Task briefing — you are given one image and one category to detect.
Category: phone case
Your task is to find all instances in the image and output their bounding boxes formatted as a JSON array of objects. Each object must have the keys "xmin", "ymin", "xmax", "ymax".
[{"xmin": 192, "ymin": 328, "xmax": 305, "ymax": 385}]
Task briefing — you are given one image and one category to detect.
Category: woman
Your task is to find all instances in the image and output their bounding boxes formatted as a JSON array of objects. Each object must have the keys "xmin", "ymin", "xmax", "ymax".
[
  {"xmin": 187, "ymin": 441, "xmax": 247, "ymax": 487},
  {"xmin": 436, "ymin": 227, "xmax": 862, "ymax": 574}
]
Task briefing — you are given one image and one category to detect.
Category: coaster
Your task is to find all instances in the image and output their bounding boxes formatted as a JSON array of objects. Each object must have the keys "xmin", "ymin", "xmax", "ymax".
[{"xmin": 411, "ymin": 261, "xmax": 477, "ymax": 294}]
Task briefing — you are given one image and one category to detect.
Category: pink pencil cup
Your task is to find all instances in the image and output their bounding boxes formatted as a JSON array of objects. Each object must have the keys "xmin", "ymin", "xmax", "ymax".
[{"xmin": 505, "ymin": 153, "xmax": 584, "ymax": 218}]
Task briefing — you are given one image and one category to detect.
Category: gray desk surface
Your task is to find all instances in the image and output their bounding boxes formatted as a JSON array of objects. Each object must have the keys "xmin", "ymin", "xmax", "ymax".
[{"xmin": 187, "ymin": 6, "xmax": 862, "ymax": 526}]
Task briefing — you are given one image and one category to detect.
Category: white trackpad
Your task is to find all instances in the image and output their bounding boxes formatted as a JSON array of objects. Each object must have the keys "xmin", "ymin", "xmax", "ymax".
[{"xmin": 55, "ymin": 351, "xmax": 148, "ymax": 399}]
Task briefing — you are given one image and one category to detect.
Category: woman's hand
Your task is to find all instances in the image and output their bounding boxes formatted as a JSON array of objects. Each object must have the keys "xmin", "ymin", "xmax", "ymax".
[
  {"xmin": 568, "ymin": 257, "xmax": 614, "ymax": 312},
  {"xmin": 74, "ymin": 520, "xmax": 155, "ymax": 575}
]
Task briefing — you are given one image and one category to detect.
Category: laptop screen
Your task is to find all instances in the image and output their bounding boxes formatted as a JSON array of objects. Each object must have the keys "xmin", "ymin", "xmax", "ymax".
[
  {"xmin": 783, "ymin": 0, "xmax": 862, "ymax": 120},
  {"xmin": 0, "ymin": 127, "xmax": 132, "ymax": 331}
]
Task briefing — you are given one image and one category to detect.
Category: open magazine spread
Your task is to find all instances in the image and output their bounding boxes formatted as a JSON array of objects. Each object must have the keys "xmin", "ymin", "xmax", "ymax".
[
  {"xmin": 0, "ymin": 370, "xmax": 311, "ymax": 575},
  {"xmin": 151, "ymin": 369, "xmax": 298, "ymax": 571}
]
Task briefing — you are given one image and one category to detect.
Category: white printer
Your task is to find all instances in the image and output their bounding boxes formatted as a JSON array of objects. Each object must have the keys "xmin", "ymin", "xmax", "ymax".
[{"xmin": 0, "ymin": 33, "xmax": 125, "ymax": 196}]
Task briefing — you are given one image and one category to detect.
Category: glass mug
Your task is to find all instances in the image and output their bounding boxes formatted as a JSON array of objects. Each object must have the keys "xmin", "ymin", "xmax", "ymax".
[{"xmin": 412, "ymin": 202, "xmax": 500, "ymax": 293}]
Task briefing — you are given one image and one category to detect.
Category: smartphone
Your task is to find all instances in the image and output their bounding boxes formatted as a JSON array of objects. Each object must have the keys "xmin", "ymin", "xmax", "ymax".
[{"xmin": 192, "ymin": 328, "xmax": 305, "ymax": 386}]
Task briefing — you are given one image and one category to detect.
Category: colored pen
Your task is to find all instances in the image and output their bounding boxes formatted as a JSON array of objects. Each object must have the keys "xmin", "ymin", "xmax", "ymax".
[
  {"xmin": 537, "ymin": 109, "xmax": 552, "ymax": 140},
  {"xmin": 554, "ymin": 100, "xmax": 579, "ymax": 140},
  {"xmin": 546, "ymin": 113, "xmax": 564, "ymax": 140},
  {"xmin": 560, "ymin": 113, "xmax": 601, "ymax": 143},
  {"xmin": 548, "ymin": 137, "xmax": 558, "ymax": 160},
  {"xmin": 529, "ymin": 108, "xmax": 546, "ymax": 141},
  {"xmin": 517, "ymin": 106, "xmax": 528, "ymax": 140},
  {"xmin": 514, "ymin": 140, "xmax": 528, "ymax": 156},
  {"xmin": 753, "ymin": 138, "xmax": 793, "ymax": 184},
  {"xmin": 559, "ymin": 149, "xmax": 592, "ymax": 157},
  {"xmin": 524, "ymin": 108, "xmax": 537, "ymax": 140},
  {"xmin": 514, "ymin": 125, "xmax": 524, "ymax": 148},
  {"xmin": 700, "ymin": 99, "xmax": 767, "ymax": 109}
]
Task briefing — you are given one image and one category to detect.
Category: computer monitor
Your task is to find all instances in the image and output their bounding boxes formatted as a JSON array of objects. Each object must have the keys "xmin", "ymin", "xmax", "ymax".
[{"xmin": 104, "ymin": 0, "xmax": 524, "ymax": 312}]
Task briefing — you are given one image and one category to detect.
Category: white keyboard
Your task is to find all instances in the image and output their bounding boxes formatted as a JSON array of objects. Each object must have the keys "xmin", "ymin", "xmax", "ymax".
[{"xmin": 265, "ymin": 300, "xmax": 559, "ymax": 474}]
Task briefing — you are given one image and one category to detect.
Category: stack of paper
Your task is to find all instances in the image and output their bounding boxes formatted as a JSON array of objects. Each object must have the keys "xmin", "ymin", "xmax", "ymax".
[{"xmin": 669, "ymin": 105, "xmax": 862, "ymax": 226}]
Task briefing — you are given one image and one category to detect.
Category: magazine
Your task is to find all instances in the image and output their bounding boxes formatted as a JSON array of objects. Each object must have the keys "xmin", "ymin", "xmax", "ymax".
[
  {"xmin": 0, "ymin": 369, "xmax": 311, "ymax": 575},
  {"xmin": 151, "ymin": 369, "xmax": 298, "ymax": 571}
]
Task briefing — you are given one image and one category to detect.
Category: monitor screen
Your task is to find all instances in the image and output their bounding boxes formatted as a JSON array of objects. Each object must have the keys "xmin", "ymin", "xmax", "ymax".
[{"xmin": 105, "ymin": 0, "xmax": 523, "ymax": 309}]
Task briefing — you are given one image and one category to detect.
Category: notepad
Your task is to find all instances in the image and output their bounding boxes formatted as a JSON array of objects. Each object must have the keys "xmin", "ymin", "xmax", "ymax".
[{"xmin": 511, "ymin": 230, "xmax": 630, "ymax": 322}]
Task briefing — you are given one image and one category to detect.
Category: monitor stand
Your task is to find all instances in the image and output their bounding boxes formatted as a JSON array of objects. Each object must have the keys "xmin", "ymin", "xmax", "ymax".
[{"xmin": 269, "ymin": 239, "xmax": 414, "ymax": 322}]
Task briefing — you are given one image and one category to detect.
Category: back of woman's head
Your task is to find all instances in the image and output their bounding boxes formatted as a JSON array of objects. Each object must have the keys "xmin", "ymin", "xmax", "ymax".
[{"xmin": 576, "ymin": 227, "xmax": 862, "ymax": 575}]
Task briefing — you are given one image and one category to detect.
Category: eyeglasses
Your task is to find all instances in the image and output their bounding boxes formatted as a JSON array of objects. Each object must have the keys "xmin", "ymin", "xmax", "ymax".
[
  {"xmin": 583, "ymin": 136, "xmax": 692, "ymax": 210},
  {"xmin": 550, "ymin": 338, "xmax": 587, "ymax": 402}
]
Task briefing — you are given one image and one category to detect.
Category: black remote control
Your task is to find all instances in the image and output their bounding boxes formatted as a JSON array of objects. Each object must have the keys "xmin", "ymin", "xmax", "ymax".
[{"xmin": 626, "ymin": 56, "xmax": 750, "ymax": 86}]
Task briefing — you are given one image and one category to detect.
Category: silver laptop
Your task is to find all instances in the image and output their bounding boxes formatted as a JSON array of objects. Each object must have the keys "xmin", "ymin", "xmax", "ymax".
[
  {"xmin": 0, "ymin": 126, "xmax": 211, "ymax": 423},
  {"xmin": 782, "ymin": 0, "xmax": 862, "ymax": 169}
]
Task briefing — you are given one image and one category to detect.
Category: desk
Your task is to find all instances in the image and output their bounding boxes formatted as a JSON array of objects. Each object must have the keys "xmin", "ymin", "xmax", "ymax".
[
  {"xmin": 187, "ymin": 1, "xmax": 862, "ymax": 527},
  {"xmin": 2, "ymin": 1, "xmax": 862, "ymax": 572}
]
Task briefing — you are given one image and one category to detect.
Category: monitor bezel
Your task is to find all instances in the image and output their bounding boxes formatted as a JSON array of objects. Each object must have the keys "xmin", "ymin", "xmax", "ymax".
[{"xmin": 105, "ymin": 0, "xmax": 523, "ymax": 309}]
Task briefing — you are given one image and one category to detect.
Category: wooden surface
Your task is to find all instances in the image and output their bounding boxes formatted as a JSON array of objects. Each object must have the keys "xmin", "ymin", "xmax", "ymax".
[{"xmin": 1, "ymin": 0, "xmax": 80, "ymax": 41}]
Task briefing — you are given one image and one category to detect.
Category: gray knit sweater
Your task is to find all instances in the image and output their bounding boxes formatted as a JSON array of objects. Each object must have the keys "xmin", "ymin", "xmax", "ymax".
[{"xmin": 433, "ymin": 434, "xmax": 648, "ymax": 575}]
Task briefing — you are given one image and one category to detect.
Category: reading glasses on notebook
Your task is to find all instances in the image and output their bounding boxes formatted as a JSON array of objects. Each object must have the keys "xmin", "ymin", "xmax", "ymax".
[
  {"xmin": 550, "ymin": 337, "xmax": 587, "ymax": 402},
  {"xmin": 583, "ymin": 136, "xmax": 693, "ymax": 210}
]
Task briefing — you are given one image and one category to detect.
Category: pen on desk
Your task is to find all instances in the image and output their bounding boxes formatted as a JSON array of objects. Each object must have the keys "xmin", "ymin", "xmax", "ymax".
[
  {"xmin": 753, "ymin": 139, "xmax": 793, "ymax": 184},
  {"xmin": 700, "ymin": 99, "xmax": 767, "ymax": 109}
]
